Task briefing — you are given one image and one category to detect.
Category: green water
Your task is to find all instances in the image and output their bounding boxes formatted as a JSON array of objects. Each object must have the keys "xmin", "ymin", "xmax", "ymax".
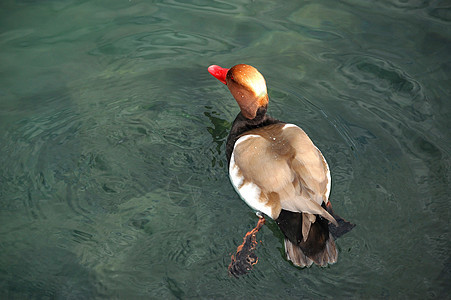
[{"xmin": 0, "ymin": 0, "xmax": 449, "ymax": 298}]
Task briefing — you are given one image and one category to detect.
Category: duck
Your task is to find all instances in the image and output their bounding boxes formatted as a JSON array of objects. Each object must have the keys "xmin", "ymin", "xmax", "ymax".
[{"xmin": 208, "ymin": 63, "xmax": 354, "ymax": 270}]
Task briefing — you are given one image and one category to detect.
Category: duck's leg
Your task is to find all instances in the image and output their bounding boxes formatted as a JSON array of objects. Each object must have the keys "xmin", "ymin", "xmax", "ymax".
[
  {"xmin": 228, "ymin": 214, "xmax": 266, "ymax": 277},
  {"xmin": 324, "ymin": 201, "xmax": 355, "ymax": 239}
]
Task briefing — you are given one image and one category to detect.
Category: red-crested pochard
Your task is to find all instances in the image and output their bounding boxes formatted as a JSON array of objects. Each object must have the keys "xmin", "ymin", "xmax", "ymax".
[{"xmin": 208, "ymin": 64, "xmax": 354, "ymax": 273}]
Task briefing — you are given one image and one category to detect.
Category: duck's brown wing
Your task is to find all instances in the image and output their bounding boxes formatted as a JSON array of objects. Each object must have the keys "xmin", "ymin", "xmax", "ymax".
[{"xmin": 230, "ymin": 123, "xmax": 336, "ymax": 226}]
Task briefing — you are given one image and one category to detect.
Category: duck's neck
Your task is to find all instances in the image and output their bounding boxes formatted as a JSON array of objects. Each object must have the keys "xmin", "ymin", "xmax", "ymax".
[{"xmin": 226, "ymin": 107, "xmax": 284, "ymax": 163}]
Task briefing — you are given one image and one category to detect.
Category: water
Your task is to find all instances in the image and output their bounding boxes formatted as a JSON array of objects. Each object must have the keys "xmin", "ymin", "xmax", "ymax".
[{"xmin": 0, "ymin": 0, "xmax": 449, "ymax": 298}]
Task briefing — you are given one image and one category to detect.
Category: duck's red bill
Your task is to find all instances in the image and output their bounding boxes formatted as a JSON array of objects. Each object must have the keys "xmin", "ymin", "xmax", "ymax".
[{"xmin": 208, "ymin": 65, "xmax": 229, "ymax": 85}]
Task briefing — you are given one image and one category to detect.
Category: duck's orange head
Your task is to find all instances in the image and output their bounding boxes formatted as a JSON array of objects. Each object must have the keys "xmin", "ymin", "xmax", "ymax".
[{"xmin": 208, "ymin": 64, "xmax": 269, "ymax": 119}]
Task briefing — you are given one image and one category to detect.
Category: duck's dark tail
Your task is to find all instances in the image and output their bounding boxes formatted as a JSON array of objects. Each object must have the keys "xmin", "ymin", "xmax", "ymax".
[
  {"xmin": 276, "ymin": 203, "xmax": 355, "ymax": 267},
  {"xmin": 284, "ymin": 232, "xmax": 337, "ymax": 267}
]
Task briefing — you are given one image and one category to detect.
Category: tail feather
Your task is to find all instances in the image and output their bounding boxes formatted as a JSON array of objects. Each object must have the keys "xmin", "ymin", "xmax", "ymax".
[
  {"xmin": 325, "ymin": 236, "xmax": 338, "ymax": 263},
  {"xmin": 284, "ymin": 234, "xmax": 337, "ymax": 267},
  {"xmin": 284, "ymin": 238, "xmax": 313, "ymax": 268},
  {"xmin": 313, "ymin": 233, "xmax": 337, "ymax": 266},
  {"xmin": 277, "ymin": 207, "xmax": 349, "ymax": 268},
  {"xmin": 284, "ymin": 233, "xmax": 337, "ymax": 267}
]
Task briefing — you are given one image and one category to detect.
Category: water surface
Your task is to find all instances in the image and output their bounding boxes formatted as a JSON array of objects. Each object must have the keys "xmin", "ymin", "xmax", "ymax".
[{"xmin": 0, "ymin": 0, "xmax": 449, "ymax": 298}]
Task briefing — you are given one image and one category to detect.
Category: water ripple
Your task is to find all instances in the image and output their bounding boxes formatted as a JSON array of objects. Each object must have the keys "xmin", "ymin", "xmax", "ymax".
[
  {"xmin": 338, "ymin": 55, "xmax": 419, "ymax": 95},
  {"xmin": 158, "ymin": 0, "xmax": 239, "ymax": 14},
  {"xmin": 93, "ymin": 29, "xmax": 236, "ymax": 59},
  {"xmin": 428, "ymin": 6, "xmax": 451, "ymax": 23},
  {"xmin": 337, "ymin": 54, "xmax": 431, "ymax": 122},
  {"xmin": 380, "ymin": 0, "xmax": 430, "ymax": 10}
]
